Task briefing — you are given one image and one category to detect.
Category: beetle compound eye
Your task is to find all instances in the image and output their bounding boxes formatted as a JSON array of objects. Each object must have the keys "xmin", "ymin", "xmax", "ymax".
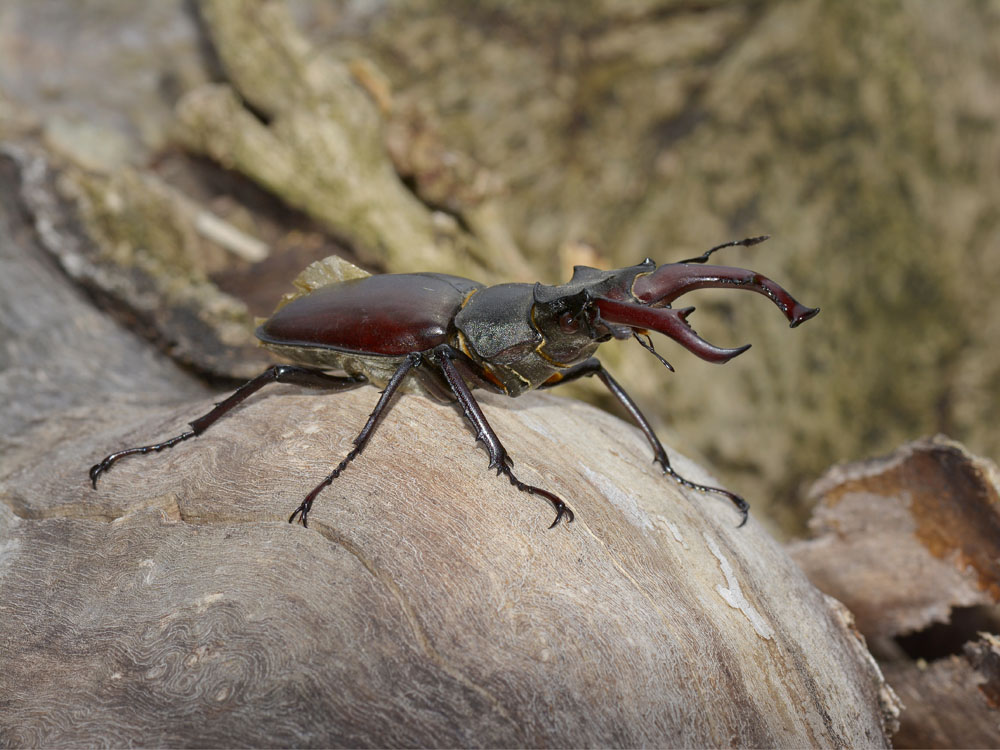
[{"xmin": 559, "ymin": 311, "xmax": 580, "ymax": 333}]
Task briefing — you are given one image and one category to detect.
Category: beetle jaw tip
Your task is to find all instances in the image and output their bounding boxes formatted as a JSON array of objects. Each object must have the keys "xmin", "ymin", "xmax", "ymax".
[
  {"xmin": 712, "ymin": 342, "xmax": 752, "ymax": 364},
  {"xmin": 789, "ymin": 306, "xmax": 820, "ymax": 328},
  {"xmin": 731, "ymin": 343, "xmax": 752, "ymax": 359}
]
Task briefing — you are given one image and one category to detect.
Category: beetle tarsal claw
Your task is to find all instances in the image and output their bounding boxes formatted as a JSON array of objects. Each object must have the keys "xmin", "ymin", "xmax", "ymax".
[
  {"xmin": 659, "ymin": 460, "xmax": 750, "ymax": 528},
  {"xmin": 495, "ymin": 463, "xmax": 574, "ymax": 529},
  {"xmin": 289, "ymin": 503, "xmax": 309, "ymax": 527},
  {"xmin": 548, "ymin": 502, "xmax": 574, "ymax": 529},
  {"xmin": 736, "ymin": 503, "xmax": 750, "ymax": 528}
]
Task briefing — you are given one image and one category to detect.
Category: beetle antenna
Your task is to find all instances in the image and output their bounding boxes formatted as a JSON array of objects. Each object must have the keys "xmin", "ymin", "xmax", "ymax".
[
  {"xmin": 633, "ymin": 331, "xmax": 674, "ymax": 372},
  {"xmin": 677, "ymin": 235, "xmax": 770, "ymax": 265}
]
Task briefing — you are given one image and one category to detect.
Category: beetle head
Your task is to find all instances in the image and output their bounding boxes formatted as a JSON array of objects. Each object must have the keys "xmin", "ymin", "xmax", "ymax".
[
  {"xmin": 531, "ymin": 265, "xmax": 649, "ymax": 363},
  {"xmin": 532, "ymin": 245, "xmax": 819, "ymax": 368}
]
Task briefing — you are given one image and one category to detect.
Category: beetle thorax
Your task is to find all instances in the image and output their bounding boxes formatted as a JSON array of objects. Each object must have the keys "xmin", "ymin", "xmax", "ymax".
[{"xmin": 454, "ymin": 283, "xmax": 602, "ymax": 396}]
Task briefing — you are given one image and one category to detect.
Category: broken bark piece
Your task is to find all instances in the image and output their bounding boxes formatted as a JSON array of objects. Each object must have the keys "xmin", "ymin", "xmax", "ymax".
[
  {"xmin": 7, "ymin": 143, "xmax": 274, "ymax": 381},
  {"xmin": 790, "ymin": 436, "xmax": 1000, "ymax": 639},
  {"xmin": 967, "ymin": 633, "xmax": 1000, "ymax": 709},
  {"xmin": 882, "ymin": 634, "xmax": 1000, "ymax": 748},
  {"xmin": 789, "ymin": 436, "xmax": 1000, "ymax": 748}
]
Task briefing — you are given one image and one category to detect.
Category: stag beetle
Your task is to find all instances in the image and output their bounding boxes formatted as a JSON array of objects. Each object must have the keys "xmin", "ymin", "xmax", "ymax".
[{"xmin": 90, "ymin": 236, "xmax": 818, "ymax": 529}]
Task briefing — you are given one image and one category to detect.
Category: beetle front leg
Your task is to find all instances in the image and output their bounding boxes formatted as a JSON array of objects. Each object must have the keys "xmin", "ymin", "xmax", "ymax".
[
  {"xmin": 432, "ymin": 347, "xmax": 573, "ymax": 529},
  {"xmin": 289, "ymin": 353, "xmax": 420, "ymax": 527},
  {"xmin": 89, "ymin": 365, "xmax": 367, "ymax": 488},
  {"xmin": 542, "ymin": 359, "xmax": 749, "ymax": 527}
]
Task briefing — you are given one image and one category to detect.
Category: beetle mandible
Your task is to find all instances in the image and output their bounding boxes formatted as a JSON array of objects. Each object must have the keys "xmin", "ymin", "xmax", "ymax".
[{"xmin": 90, "ymin": 236, "xmax": 818, "ymax": 529}]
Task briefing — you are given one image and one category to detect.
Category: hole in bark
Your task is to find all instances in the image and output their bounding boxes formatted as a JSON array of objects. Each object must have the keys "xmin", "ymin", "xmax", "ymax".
[{"xmin": 894, "ymin": 605, "xmax": 1000, "ymax": 662}]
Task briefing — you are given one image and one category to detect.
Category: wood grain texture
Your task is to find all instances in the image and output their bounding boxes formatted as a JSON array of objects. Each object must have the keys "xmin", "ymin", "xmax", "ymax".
[{"xmin": 3, "ymin": 389, "xmax": 898, "ymax": 747}]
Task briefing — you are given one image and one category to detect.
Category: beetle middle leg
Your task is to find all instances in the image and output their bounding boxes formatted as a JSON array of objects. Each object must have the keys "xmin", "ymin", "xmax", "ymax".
[
  {"xmin": 289, "ymin": 353, "xmax": 421, "ymax": 527},
  {"xmin": 541, "ymin": 358, "xmax": 749, "ymax": 527},
  {"xmin": 432, "ymin": 347, "xmax": 573, "ymax": 529},
  {"xmin": 90, "ymin": 365, "xmax": 366, "ymax": 488}
]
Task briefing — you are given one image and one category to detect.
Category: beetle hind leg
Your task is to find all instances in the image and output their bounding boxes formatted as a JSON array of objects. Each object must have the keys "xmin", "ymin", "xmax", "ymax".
[
  {"xmin": 89, "ymin": 365, "xmax": 366, "ymax": 488},
  {"xmin": 433, "ymin": 348, "xmax": 573, "ymax": 528}
]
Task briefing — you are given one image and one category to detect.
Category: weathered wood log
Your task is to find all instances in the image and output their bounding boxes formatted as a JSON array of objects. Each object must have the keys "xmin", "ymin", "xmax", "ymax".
[
  {"xmin": 0, "ymin": 150, "xmax": 899, "ymax": 747},
  {"xmin": 3, "ymin": 394, "xmax": 900, "ymax": 747}
]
